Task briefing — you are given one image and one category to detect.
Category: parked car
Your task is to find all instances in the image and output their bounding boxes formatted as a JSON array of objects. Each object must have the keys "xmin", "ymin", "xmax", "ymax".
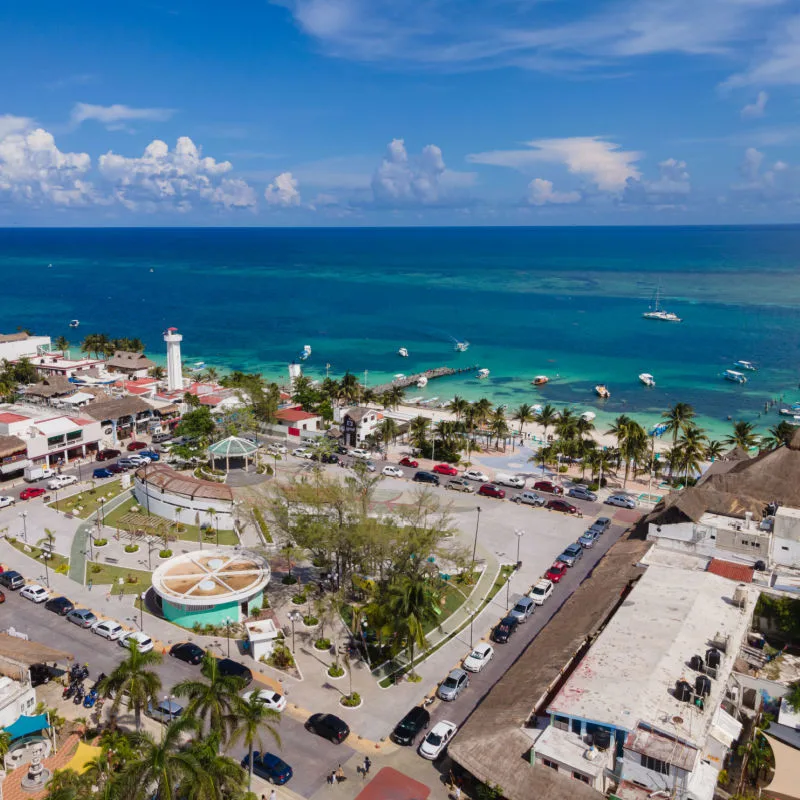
[
  {"xmin": 579, "ymin": 530, "xmax": 600, "ymax": 549},
  {"xmin": 382, "ymin": 465, "xmax": 404, "ymax": 478},
  {"xmin": 413, "ymin": 471, "xmax": 440, "ymax": 486},
  {"xmin": 546, "ymin": 498, "xmax": 578, "ymax": 514},
  {"xmin": 478, "ymin": 483, "xmax": 506, "ymax": 499},
  {"xmin": 305, "ymin": 713, "xmax": 350, "ymax": 744},
  {"xmin": 433, "ymin": 463, "xmax": 458, "ymax": 476},
  {"xmin": 126, "ymin": 441, "xmax": 147, "ymax": 451},
  {"xmin": 242, "ymin": 752, "xmax": 293, "ymax": 785},
  {"xmin": 438, "ymin": 668, "xmax": 469, "ymax": 701},
  {"xmin": 95, "ymin": 449, "xmax": 121, "ymax": 461},
  {"xmin": 117, "ymin": 458, "xmax": 140, "ymax": 469},
  {"xmin": 92, "ymin": 468, "xmax": 113, "ymax": 479},
  {"xmin": 544, "ymin": 562, "xmax": 568, "ymax": 583},
  {"xmin": 169, "ymin": 642, "xmax": 204, "ymax": 665},
  {"xmin": 590, "ymin": 516, "xmax": 612, "ymax": 534},
  {"xmin": 267, "ymin": 444, "xmax": 288, "ymax": 455},
  {"xmin": 242, "ymin": 688, "xmax": 287, "ymax": 713},
  {"xmin": 147, "ymin": 698, "xmax": 184, "ymax": 724},
  {"xmin": 491, "ymin": 615, "xmax": 519, "ymax": 644},
  {"xmin": 20, "ymin": 584, "xmax": 49, "ymax": 603},
  {"xmin": 217, "ymin": 658, "xmax": 253, "ymax": 686},
  {"xmin": 138, "ymin": 450, "xmax": 160, "ymax": 461},
  {"xmin": 292, "ymin": 448, "xmax": 313, "ymax": 459},
  {"xmin": 107, "ymin": 464, "xmax": 126, "ymax": 474},
  {"xmin": 29, "ymin": 663, "xmax": 56, "ymax": 687},
  {"xmin": 509, "ymin": 596, "xmax": 536, "ymax": 624},
  {"xmin": 45, "ymin": 596, "xmax": 74, "ymax": 615},
  {"xmin": 391, "ymin": 706, "xmax": 431, "ymax": 746},
  {"xmin": 558, "ymin": 543, "xmax": 584, "ymax": 567},
  {"xmin": 446, "ymin": 478, "xmax": 474, "ymax": 493},
  {"xmin": 152, "ymin": 432, "xmax": 172, "ymax": 444},
  {"xmin": 321, "ymin": 453, "xmax": 340, "ymax": 464},
  {"xmin": 399, "ymin": 457, "xmax": 419, "ymax": 468},
  {"xmin": 349, "ymin": 448, "xmax": 370, "ymax": 460},
  {"xmin": 119, "ymin": 632, "xmax": 154, "ymax": 653},
  {"xmin": 513, "ymin": 490, "xmax": 545, "ymax": 507},
  {"xmin": 533, "ymin": 480, "xmax": 563, "ymax": 495},
  {"xmin": 606, "ymin": 493, "xmax": 636, "ymax": 509},
  {"xmin": 419, "ymin": 720, "xmax": 458, "ymax": 760},
  {"xmin": 66, "ymin": 608, "xmax": 98, "ymax": 628},
  {"xmin": 0, "ymin": 571, "xmax": 24, "ymax": 590},
  {"xmin": 463, "ymin": 642, "xmax": 494, "ymax": 673},
  {"xmin": 47, "ymin": 475, "xmax": 77, "ymax": 490},
  {"xmin": 19, "ymin": 487, "xmax": 46, "ymax": 500},
  {"xmin": 92, "ymin": 620, "xmax": 125, "ymax": 640},
  {"xmin": 463, "ymin": 468, "xmax": 490, "ymax": 482},
  {"xmin": 0, "ymin": 496, "xmax": 15, "ymax": 508},
  {"xmin": 495, "ymin": 473, "xmax": 525, "ymax": 488},
  {"xmin": 568, "ymin": 485, "xmax": 597, "ymax": 502},
  {"xmin": 364, "ymin": 460, "xmax": 377, "ymax": 472},
  {"xmin": 126, "ymin": 455, "xmax": 148, "ymax": 465},
  {"xmin": 529, "ymin": 579, "xmax": 554, "ymax": 605}
]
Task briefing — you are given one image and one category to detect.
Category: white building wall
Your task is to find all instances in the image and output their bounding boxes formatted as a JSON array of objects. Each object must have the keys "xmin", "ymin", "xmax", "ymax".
[
  {"xmin": 621, "ymin": 749, "xmax": 691, "ymax": 797},
  {"xmin": 772, "ymin": 507, "xmax": 800, "ymax": 568},
  {"xmin": 133, "ymin": 476, "xmax": 234, "ymax": 528},
  {"xmin": 0, "ymin": 677, "xmax": 36, "ymax": 729},
  {"xmin": 26, "ymin": 419, "xmax": 103, "ymax": 462},
  {"xmin": 0, "ymin": 336, "xmax": 51, "ymax": 362},
  {"xmin": 164, "ymin": 329, "xmax": 183, "ymax": 392}
]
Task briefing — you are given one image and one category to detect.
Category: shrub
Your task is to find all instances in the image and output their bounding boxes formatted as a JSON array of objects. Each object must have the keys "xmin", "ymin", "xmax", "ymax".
[
  {"xmin": 90, "ymin": 564, "xmax": 102, "ymax": 574},
  {"xmin": 340, "ymin": 692, "xmax": 361, "ymax": 707},
  {"xmin": 269, "ymin": 644, "xmax": 295, "ymax": 670},
  {"xmin": 94, "ymin": 538, "xmax": 108, "ymax": 547},
  {"xmin": 249, "ymin": 604, "xmax": 261, "ymax": 616},
  {"xmin": 125, "ymin": 574, "xmax": 139, "ymax": 584},
  {"xmin": 303, "ymin": 614, "xmax": 319, "ymax": 626},
  {"xmin": 587, "ymin": 482, "xmax": 599, "ymax": 492},
  {"xmin": 124, "ymin": 544, "xmax": 139, "ymax": 553},
  {"xmin": 55, "ymin": 563, "xmax": 69, "ymax": 575},
  {"xmin": 252, "ymin": 507, "xmax": 273, "ymax": 543},
  {"xmin": 314, "ymin": 638, "xmax": 331, "ymax": 650},
  {"xmin": 159, "ymin": 549, "xmax": 172, "ymax": 558},
  {"xmin": 558, "ymin": 465, "xmax": 568, "ymax": 474},
  {"xmin": 281, "ymin": 575, "xmax": 298, "ymax": 585},
  {"xmin": 292, "ymin": 593, "xmax": 306, "ymax": 605},
  {"xmin": 328, "ymin": 663, "xmax": 344, "ymax": 678}
]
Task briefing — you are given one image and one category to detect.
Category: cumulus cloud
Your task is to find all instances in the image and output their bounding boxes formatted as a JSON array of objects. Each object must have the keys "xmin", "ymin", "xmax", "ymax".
[
  {"xmin": 740, "ymin": 147, "xmax": 765, "ymax": 182},
  {"xmin": 98, "ymin": 136, "xmax": 256, "ymax": 211},
  {"xmin": 0, "ymin": 125, "xmax": 94, "ymax": 207},
  {"xmin": 741, "ymin": 91, "xmax": 768, "ymax": 119},
  {"xmin": 724, "ymin": 17, "xmax": 800, "ymax": 88},
  {"xmin": 468, "ymin": 137, "xmax": 641, "ymax": 192},
  {"xmin": 71, "ymin": 102, "xmax": 175, "ymax": 130},
  {"xmin": 371, "ymin": 139, "xmax": 448, "ymax": 204},
  {"xmin": 264, "ymin": 171, "xmax": 301, "ymax": 206},
  {"xmin": 527, "ymin": 178, "xmax": 581, "ymax": 206},
  {"xmin": 733, "ymin": 146, "xmax": 791, "ymax": 194}
]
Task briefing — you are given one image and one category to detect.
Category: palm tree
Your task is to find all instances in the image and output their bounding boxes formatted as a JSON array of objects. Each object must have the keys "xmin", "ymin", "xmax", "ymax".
[
  {"xmin": 678, "ymin": 424, "xmax": 709, "ymax": 482},
  {"xmin": 705, "ymin": 439, "xmax": 725, "ymax": 462},
  {"xmin": 148, "ymin": 365, "xmax": 166, "ymax": 380},
  {"xmin": 490, "ymin": 415, "xmax": 510, "ymax": 450},
  {"xmin": 448, "ymin": 396, "xmax": 469, "ymax": 423},
  {"xmin": 339, "ymin": 372, "xmax": 361, "ymax": 404},
  {"xmin": 99, "ymin": 641, "xmax": 162, "ymax": 730},
  {"xmin": 786, "ymin": 680, "xmax": 800, "ymax": 712},
  {"xmin": 182, "ymin": 733, "xmax": 248, "ymax": 800},
  {"xmin": 764, "ymin": 421, "xmax": 795, "ymax": 450},
  {"xmin": 662, "ymin": 402, "xmax": 696, "ymax": 450},
  {"xmin": 377, "ymin": 417, "xmax": 399, "ymax": 454},
  {"xmin": 172, "ymin": 651, "xmax": 244, "ymax": 744},
  {"xmin": 230, "ymin": 693, "xmax": 281, "ymax": 792},
  {"xmin": 512, "ymin": 403, "xmax": 535, "ymax": 440},
  {"xmin": 205, "ymin": 367, "xmax": 220, "ymax": 383},
  {"xmin": 42, "ymin": 768, "xmax": 87, "ymax": 800},
  {"xmin": 54, "ymin": 335, "xmax": 69, "ymax": 353},
  {"xmin": 409, "ymin": 416, "xmax": 430, "ymax": 451},
  {"xmin": 725, "ymin": 420, "xmax": 760, "ymax": 451},
  {"xmin": 554, "ymin": 407, "xmax": 578, "ymax": 443},
  {"xmin": 386, "ymin": 574, "xmax": 441, "ymax": 677},
  {"xmin": 535, "ymin": 403, "xmax": 558, "ymax": 443}
]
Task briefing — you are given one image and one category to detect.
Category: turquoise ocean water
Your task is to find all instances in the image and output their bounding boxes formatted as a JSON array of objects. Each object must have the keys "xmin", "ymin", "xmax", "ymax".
[{"xmin": 1, "ymin": 226, "xmax": 800, "ymax": 439}]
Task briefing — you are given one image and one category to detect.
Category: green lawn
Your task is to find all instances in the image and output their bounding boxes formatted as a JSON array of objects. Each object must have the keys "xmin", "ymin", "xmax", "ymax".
[
  {"xmin": 86, "ymin": 562, "xmax": 153, "ymax": 594},
  {"xmin": 7, "ymin": 538, "xmax": 69, "ymax": 571},
  {"xmin": 50, "ymin": 480, "xmax": 128, "ymax": 519}
]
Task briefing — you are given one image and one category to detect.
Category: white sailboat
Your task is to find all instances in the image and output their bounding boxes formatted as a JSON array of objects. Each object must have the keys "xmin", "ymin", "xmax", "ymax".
[{"xmin": 643, "ymin": 287, "xmax": 681, "ymax": 322}]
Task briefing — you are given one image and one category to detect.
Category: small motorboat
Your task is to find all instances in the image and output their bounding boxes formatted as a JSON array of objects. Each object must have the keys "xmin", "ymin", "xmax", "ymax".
[
  {"xmin": 393, "ymin": 373, "xmax": 406, "ymax": 381},
  {"xmin": 734, "ymin": 360, "xmax": 757, "ymax": 371},
  {"xmin": 723, "ymin": 369, "xmax": 747, "ymax": 384},
  {"xmin": 533, "ymin": 375, "xmax": 549, "ymax": 386},
  {"xmin": 298, "ymin": 345, "xmax": 312, "ymax": 361},
  {"xmin": 398, "ymin": 347, "xmax": 409, "ymax": 358},
  {"xmin": 780, "ymin": 408, "xmax": 796, "ymax": 416},
  {"xmin": 639, "ymin": 373, "xmax": 656, "ymax": 387},
  {"xmin": 69, "ymin": 320, "xmax": 80, "ymax": 328},
  {"xmin": 477, "ymin": 368, "xmax": 490, "ymax": 379},
  {"xmin": 417, "ymin": 376, "xmax": 428, "ymax": 388},
  {"xmin": 580, "ymin": 411, "xmax": 596, "ymax": 422},
  {"xmin": 454, "ymin": 341, "xmax": 470, "ymax": 352},
  {"xmin": 595, "ymin": 384, "xmax": 610, "ymax": 399}
]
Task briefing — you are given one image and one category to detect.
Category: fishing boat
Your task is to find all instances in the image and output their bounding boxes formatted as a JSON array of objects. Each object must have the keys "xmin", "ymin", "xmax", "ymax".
[
  {"xmin": 639, "ymin": 373, "xmax": 656, "ymax": 387},
  {"xmin": 643, "ymin": 287, "xmax": 681, "ymax": 322},
  {"xmin": 650, "ymin": 422, "xmax": 668, "ymax": 437},
  {"xmin": 532, "ymin": 375, "xmax": 549, "ymax": 386},
  {"xmin": 398, "ymin": 347, "xmax": 409, "ymax": 357},
  {"xmin": 779, "ymin": 407, "xmax": 796, "ymax": 416},
  {"xmin": 477, "ymin": 368, "xmax": 490, "ymax": 379},
  {"xmin": 190, "ymin": 361, "xmax": 205, "ymax": 372},
  {"xmin": 595, "ymin": 384, "xmax": 610, "ymax": 399},
  {"xmin": 298, "ymin": 345, "xmax": 312, "ymax": 361},
  {"xmin": 580, "ymin": 411, "xmax": 596, "ymax": 422},
  {"xmin": 734, "ymin": 360, "xmax": 757, "ymax": 371},
  {"xmin": 416, "ymin": 376, "xmax": 428, "ymax": 388},
  {"xmin": 69, "ymin": 320, "xmax": 80, "ymax": 328},
  {"xmin": 723, "ymin": 369, "xmax": 747, "ymax": 384},
  {"xmin": 454, "ymin": 341, "xmax": 470, "ymax": 352}
]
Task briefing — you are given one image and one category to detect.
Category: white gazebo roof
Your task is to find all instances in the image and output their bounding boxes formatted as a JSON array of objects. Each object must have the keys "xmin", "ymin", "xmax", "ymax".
[{"xmin": 207, "ymin": 435, "xmax": 258, "ymax": 458}]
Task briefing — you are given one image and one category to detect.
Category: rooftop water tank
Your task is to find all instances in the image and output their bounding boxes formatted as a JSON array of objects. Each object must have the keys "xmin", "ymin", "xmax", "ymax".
[
  {"xmin": 593, "ymin": 729, "xmax": 612, "ymax": 750},
  {"xmin": 695, "ymin": 675, "xmax": 712, "ymax": 697},
  {"xmin": 675, "ymin": 680, "xmax": 693, "ymax": 703},
  {"xmin": 706, "ymin": 648, "xmax": 721, "ymax": 669},
  {"xmin": 690, "ymin": 655, "xmax": 705, "ymax": 672}
]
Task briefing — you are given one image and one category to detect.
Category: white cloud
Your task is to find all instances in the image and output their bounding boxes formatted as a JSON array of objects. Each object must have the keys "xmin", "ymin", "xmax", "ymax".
[
  {"xmin": 71, "ymin": 102, "xmax": 175, "ymax": 130},
  {"xmin": 740, "ymin": 147, "xmax": 765, "ymax": 182},
  {"xmin": 468, "ymin": 137, "xmax": 641, "ymax": 193},
  {"xmin": 98, "ymin": 136, "xmax": 255, "ymax": 211},
  {"xmin": 264, "ymin": 171, "xmax": 301, "ymax": 206},
  {"xmin": 648, "ymin": 158, "xmax": 691, "ymax": 194},
  {"xmin": 0, "ymin": 115, "xmax": 33, "ymax": 139},
  {"xmin": 527, "ymin": 178, "xmax": 581, "ymax": 206},
  {"xmin": 724, "ymin": 16, "xmax": 800, "ymax": 88},
  {"xmin": 371, "ymin": 139, "xmax": 448, "ymax": 204},
  {"xmin": 741, "ymin": 91, "xmax": 769, "ymax": 118}
]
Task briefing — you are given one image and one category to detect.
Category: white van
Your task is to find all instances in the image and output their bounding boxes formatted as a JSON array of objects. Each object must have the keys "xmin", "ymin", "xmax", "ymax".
[{"xmin": 495, "ymin": 473, "xmax": 525, "ymax": 488}]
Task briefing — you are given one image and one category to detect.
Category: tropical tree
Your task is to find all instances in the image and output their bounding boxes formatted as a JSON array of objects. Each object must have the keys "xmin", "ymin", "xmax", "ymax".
[
  {"xmin": 377, "ymin": 417, "xmax": 399, "ymax": 454},
  {"xmin": 786, "ymin": 680, "xmax": 800, "ymax": 712},
  {"xmin": 41, "ymin": 768, "xmax": 88, "ymax": 800},
  {"xmin": 705, "ymin": 439, "xmax": 726, "ymax": 462},
  {"xmin": 764, "ymin": 421, "xmax": 795, "ymax": 450},
  {"xmin": 385, "ymin": 574, "xmax": 441, "ymax": 676},
  {"xmin": 725, "ymin": 420, "xmax": 761, "ymax": 451},
  {"xmin": 54, "ymin": 335, "xmax": 70, "ymax": 352},
  {"xmin": 181, "ymin": 733, "xmax": 248, "ymax": 800},
  {"xmin": 148, "ymin": 365, "xmax": 166, "ymax": 380},
  {"xmin": 339, "ymin": 371, "xmax": 361, "ymax": 404},
  {"xmin": 677, "ymin": 424, "xmax": 709, "ymax": 482},
  {"xmin": 535, "ymin": 403, "xmax": 559, "ymax": 443},
  {"xmin": 490, "ymin": 414, "xmax": 510, "ymax": 450},
  {"xmin": 512, "ymin": 403, "xmax": 535, "ymax": 440},
  {"xmin": 662, "ymin": 402, "xmax": 696, "ymax": 450},
  {"xmin": 448, "ymin": 396, "xmax": 469, "ymax": 422},
  {"xmin": 230, "ymin": 693, "xmax": 281, "ymax": 792},
  {"xmin": 99, "ymin": 641, "xmax": 162, "ymax": 730},
  {"xmin": 607, "ymin": 415, "xmax": 647, "ymax": 488},
  {"xmin": 409, "ymin": 416, "xmax": 430, "ymax": 451}
]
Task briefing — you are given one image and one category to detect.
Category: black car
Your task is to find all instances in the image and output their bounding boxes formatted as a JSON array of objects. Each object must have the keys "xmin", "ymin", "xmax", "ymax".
[
  {"xmin": 336, "ymin": 445, "xmax": 349, "ymax": 455},
  {"xmin": 413, "ymin": 471, "xmax": 440, "ymax": 486},
  {"xmin": 305, "ymin": 713, "xmax": 350, "ymax": 744},
  {"xmin": 491, "ymin": 615, "xmax": 519, "ymax": 644},
  {"xmin": 391, "ymin": 706, "xmax": 431, "ymax": 745},
  {"xmin": 169, "ymin": 642, "xmax": 204, "ymax": 665},
  {"xmin": 0, "ymin": 571, "xmax": 24, "ymax": 590},
  {"xmin": 216, "ymin": 658, "xmax": 253, "ymax": 686},
  {"xmin": 44, "ymin": 596, "xmax": 74, "ymax": 616},
  {"xmin": 29, "ymin": 663, "xmax": 56, "ymax": 687},
  {"xmin": 321, "ymin": 453, "xmax": 340, "ymax": 464}
]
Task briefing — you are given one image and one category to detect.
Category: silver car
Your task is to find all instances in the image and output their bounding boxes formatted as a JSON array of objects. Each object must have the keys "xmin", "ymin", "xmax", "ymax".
[
  {"xmin": 513, "ymin": 491, "xmax": 545, "ymax": 507},
  {"xmin": 568, "ymin": 486, "xmax": 597, "ymax": 502},
  {"xmin": 438, "ymin": 668, "xmax": 469, "ymax": 701},
  {"xmin": 605, "ymin": 494, "xmax": 636, "ymax": 509}
]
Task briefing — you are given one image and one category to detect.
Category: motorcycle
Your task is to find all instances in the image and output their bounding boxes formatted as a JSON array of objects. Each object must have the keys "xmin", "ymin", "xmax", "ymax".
[
  {"xmin": 73, "ymin": 684, "xmax": 85, "ymax": 704},
  {"xmin": 63, "ymin": 682, "xmax": 76, "ymax": 700},
  {"xmin": 70, "ymin": 664, "xmax": 89, "ymax": 682},
  {"xmin": 83, "ymin": 689, "xmax": 98, "ymax": 709}
]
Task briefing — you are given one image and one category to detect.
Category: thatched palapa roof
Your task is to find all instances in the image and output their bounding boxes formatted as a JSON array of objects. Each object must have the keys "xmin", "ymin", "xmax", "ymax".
[
  {"xmin": 105, "ymin": 350, "xmax": 155, "ymax": 370},
  {"xmin": 23, "ymin": 375, "xmax": 75, "ymax": 399},
  {"xmin": 83, "ymin": 395, "xmax": 153, "ymax": 422},
  {"xmin": 0, "ymin": 435, "xmax": 26, "ymax": 459}
]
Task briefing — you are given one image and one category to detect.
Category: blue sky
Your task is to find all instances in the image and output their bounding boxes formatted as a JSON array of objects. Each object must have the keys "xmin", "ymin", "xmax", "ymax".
[{"xmin": 1, "ymin": 0, "xmax": 799, "ymax": 225}]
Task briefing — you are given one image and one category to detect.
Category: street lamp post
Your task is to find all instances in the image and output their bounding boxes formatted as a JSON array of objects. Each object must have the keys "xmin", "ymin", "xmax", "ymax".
[
  {"xmin": 43, "ymin": 547, "xmax": 50, "ymax": 588},
  {"xmin": 515, "ymin": 528, "xmax": 524, "ymax": 567},
  {"xmin": 140, "ymin": 591, "xmax": 145, "ymax": 630},
  {"xmin": 98, "ymin": 497, "xmax": 106, "ymax": 528},
  {"xmin": 18, "ymin": 511, "xmax": 27, "ymax": 542},
  {"xmin": 467, "ymin": 605, "xmax": 475, "ymax": 649},
  {"xmin": 470, "ymin": 506, "xmax": 482, "ymax": 571},
  {"xmin": 224, "ymin": 618, "xmax": 232, "ymax": 658}
]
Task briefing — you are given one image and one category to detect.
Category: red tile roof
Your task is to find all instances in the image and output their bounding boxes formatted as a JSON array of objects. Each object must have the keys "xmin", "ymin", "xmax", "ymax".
[
  {"xmin": 275, "ymin": 408, "xmax": 319, "ymax": 422},
  {"xmin": 0, "ymin": 412, "xmax": 29, "ymax": 423},
  {"xmin": 198, "ymin": 394, "xmax": 223, "ymax": 406},
  {"xmin": 707, "ymin": 558, "xmax": 754, "ymax": 583}
]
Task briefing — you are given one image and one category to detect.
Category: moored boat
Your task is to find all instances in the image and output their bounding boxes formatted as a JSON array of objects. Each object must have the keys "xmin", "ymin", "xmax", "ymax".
[
  {"xmin": 595, "ymin": 384, "xmax": 610, "ymax": 399},
  {"xmin": 417, "ymin": 376, "xmax": 428, "ymax": 388},
  {"xmin": 398, "ymin": 347, "xmax": 409, "ymax": 357},
  {"xmin": 69, "ymin": 319, "xmax": 80, "ymax": 328},
  {"xmin": 734, "ymin": 360, "xmax": 757, "ymax": 371},
  {"xmin": 639, "ymin": 373, "xmax": 656, "ymax": 387},
  {"xmin": 298, "ymin": 345, "xmax": 312, "ymax": 361},
  {"xmin": 722, "ymin": 369, "xmax": 747, "ymax": 384},
  {"xmin": 580, "ymin": 411, "xmax": 596, "ymax": 422},
  {"xmin": 454, "ymin": 341, "xmax": 470, "ymax": 352},
  {"xmin": 532, "ymin": 375, "xmax": 549, "ymax": 386},
  {"xmin": 642, "ymin": 287, "xmax": 681, "ymax": 322},
  {"xmin": 477, "ymin": 368, "xmax": 490, "ymax": 379}
]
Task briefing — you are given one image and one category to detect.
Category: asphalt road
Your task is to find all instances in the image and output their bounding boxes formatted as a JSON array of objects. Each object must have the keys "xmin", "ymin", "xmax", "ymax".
[{"xmin": 1, "ymin": 589, "xmax": 354, "ymax": 798}]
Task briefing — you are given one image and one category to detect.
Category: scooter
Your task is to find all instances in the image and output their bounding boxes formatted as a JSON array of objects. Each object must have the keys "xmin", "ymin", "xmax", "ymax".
[{"xmin": 63, "ymin": 682, "xmax": 76, "ymax": 700}]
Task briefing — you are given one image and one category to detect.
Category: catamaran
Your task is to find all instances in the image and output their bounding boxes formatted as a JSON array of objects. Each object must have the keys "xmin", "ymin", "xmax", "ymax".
[
  {"xmin": 643, "ymin": 287, "xmax": 681, "ymax": 322},
  {"xmin": 639, "ymin": 373, "xmax": 656, "ymax": 387}
]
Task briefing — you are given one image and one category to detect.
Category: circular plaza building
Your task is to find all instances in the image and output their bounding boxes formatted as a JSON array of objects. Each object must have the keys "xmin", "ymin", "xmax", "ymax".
[{"xmin": 151, "ymin": 549, "xmax": 270, "ymax": 628}]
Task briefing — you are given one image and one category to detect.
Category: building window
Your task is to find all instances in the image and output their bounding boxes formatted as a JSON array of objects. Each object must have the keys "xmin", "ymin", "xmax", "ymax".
[
  {"xmin": 573, "ymin": 772, "xmax": 589, "ymax": 784},
  {"xmin": 641, "ymin": 755, "xmax": 670, "ymax": 775},
  {"xmin": 553, "ymin": 715, "xmax": 569, "ymax": 731},
  {"xmin": 542, "ymin": 759, "xmax": 558, "ymax": 771}
]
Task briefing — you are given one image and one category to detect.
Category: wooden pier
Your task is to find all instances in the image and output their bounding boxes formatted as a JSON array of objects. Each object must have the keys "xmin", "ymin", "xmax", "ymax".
[{"xmin": 371, "ymin": 364, "xmax": 479, "ymax": 394}]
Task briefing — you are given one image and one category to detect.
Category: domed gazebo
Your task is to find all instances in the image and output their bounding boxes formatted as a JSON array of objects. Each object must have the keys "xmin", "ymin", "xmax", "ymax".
[{"xmin": 208, "ymin": 435, "xmax": 258, "ymax": 473}]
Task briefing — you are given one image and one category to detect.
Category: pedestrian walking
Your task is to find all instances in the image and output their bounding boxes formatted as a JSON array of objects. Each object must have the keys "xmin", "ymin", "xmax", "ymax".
[
  {"xmin": 269, "ymin": 789, "xmax": 277, "ymax": 800},
  {"xmin": 327, "ymin": 771, "xmax": 335, "ymax": 786},
  {"xmin": 363, "ymin": 756, "xmax": 371, "ymax": 776},
  {"xmin": 452, "ymin": 786, "xmax": 462, "ymax": 800}
]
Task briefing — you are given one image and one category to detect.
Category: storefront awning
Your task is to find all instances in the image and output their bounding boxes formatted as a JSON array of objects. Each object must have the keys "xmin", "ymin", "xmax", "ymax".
[{"xmin": 4, "ymin": 713, "xmax": 50, "ymax": 741}]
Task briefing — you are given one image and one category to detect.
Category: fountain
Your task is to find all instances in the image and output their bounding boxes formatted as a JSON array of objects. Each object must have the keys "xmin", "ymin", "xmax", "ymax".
[{"xmin": 20, "ymin": 744, "xmax": 51, "ymax": 792}]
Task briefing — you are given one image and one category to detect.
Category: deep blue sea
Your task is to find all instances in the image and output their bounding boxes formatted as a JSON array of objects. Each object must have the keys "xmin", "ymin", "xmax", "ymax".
[{"xmin": 2, "ymin": 226, "xmax": 800, "ymax": 438}]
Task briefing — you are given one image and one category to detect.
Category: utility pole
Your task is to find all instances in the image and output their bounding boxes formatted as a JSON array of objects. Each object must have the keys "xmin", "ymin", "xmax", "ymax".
[{"xmin": 471, "ymin": 507, "xmax": 482, "ymax": 571}]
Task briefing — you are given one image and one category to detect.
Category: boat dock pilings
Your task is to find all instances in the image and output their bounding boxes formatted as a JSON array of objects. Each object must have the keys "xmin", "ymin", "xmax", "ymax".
[{"xmin": 372, "ymin": 365, "xmax": 479, "ymax": 394}]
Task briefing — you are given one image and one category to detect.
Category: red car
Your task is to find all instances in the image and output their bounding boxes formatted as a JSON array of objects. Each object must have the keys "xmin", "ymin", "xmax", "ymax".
[
  {"xmin": 96, "ymin": 449, "xmax": 121, "ymax": 461},
  {"xmin": 20, "ymin": 487, "xmax": 46, "ymax": 501},
  {"xmin": 433, "ymin": 463, "xmax": 458, "ymax": 476},
  {"xmin": 399, "ymin": 457, "xmax": 419, "ymax": 468},
  {"xmin": 127, "ymin": 441, "xmax": 147, "ymax": 451},
  {"xmin": 533, "ymin": 480, "xmax": 563, "ymax": 495},
  {"xmin": 478, "ymin": 484, "xmax": 506, "ymax": 499},
  {"xmin": 545, "ymin": 562, "xmax": 568, "ymax": 583},
  {"xmin": 546, "ymin": 499, "xmax": 578, "ymax": 514}
]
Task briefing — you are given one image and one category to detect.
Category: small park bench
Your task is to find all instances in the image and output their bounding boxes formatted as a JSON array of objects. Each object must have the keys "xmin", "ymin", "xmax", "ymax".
[{"xmin": 104, "ymin": 556, "xmax": 119, "ymax": 564}]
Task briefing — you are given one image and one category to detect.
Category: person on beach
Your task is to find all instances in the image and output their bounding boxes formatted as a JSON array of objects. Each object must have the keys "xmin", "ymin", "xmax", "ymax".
[
  {"xmin": 336, "ymin": 765, "xmax": 346, "ymax": 783},
  {"xmin": 270, "ymin": 790, "xmax": 276, "ymax": 800}
]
